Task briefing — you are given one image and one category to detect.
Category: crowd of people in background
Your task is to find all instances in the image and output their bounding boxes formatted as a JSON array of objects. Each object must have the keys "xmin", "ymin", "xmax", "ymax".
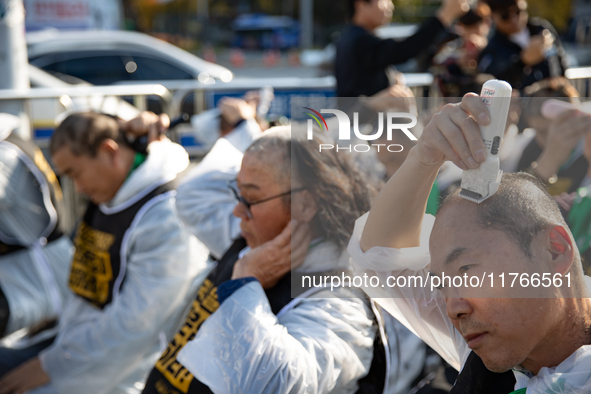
[{"xmin": 0, "ymin": 0, "xmax": 590, "ymax": 393}]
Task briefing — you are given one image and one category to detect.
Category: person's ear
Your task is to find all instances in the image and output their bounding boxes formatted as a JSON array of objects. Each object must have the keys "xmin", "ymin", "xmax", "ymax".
[
  {"xmin": 545, "ymin": 225, "xmax": 575, "ymax": 275},
  {"xmin": 291, "ymin": 190, "xmax": 317, "ymax": 223},
  {"xmin": 98, "ymin": 139, "xmax": 119, "ymax": 163}
]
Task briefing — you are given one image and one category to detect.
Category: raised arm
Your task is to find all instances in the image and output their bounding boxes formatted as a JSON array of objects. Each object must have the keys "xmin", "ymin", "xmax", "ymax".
[
  {"xmin": 360, "ymin": 0, "xmax": 468, "ymax": 71},
  {"xmin": 348, "ymin": 93, "xmax": 493, "ymax": 370},
  {"xmin": 360, "ymin": 94, "xmax": 490, "ymax": 250},
  {"xmin": 176, "ymin": 119, "xmax": 261, "ymax": 258}
]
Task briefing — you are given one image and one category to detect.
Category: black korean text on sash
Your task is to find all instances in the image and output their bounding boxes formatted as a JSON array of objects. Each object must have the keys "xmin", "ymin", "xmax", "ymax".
[
  {"xmin": 143, "ymin": 237, "xmax": 295, "ymax": 394},
  {"xmin": 69, "ymin": 182, "xmax": 173, "ymax": 309},
  {"xmin": 144, "ymin": 238, "xmax": 246, "ymax": 394},
  {"xmin": 143, "ymin": 237, "xmax": 391, "ymax": 394}
]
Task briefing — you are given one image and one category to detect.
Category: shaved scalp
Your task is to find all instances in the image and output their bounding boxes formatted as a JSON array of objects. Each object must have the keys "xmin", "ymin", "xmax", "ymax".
[{"xmin": 440, "ymin": 173, "xmax": 574, "ymax": 260}]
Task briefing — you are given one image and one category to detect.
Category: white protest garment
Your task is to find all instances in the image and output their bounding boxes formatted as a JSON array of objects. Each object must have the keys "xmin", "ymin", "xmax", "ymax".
[
  {"xmin": 0, "ymin": 121, "xmax": 73, "ymax": 336},
  {"xmin": 176, "ymin": 119, "xmax": 262, "ymax": 258},
  {"xmin": 348, "ymin": 212, "xmax": 468, "ymax": 371},
  {"xmin": 177, "ymin": 242, "xmax": 377, "ymax": 394},
  {"xmin": 348, "ymin": 212, "xmax": 591, "ymax": 392},
  {"xmin": 518, "ymin": 345, "xmax": 591, "ymax": 392},
  {"xmin": 381, "ymin": 310, "xmax": 426, "ymax": 394},
  {"xmin": 35, "ymin": 139, "xmax": 210, "ymax": 394}
]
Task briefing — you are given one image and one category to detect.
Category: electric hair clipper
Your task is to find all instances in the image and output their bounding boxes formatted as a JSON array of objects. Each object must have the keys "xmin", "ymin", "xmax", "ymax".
[{"xmin": 459, "ymin": 79, "xmax": 512, "ymax": 204}]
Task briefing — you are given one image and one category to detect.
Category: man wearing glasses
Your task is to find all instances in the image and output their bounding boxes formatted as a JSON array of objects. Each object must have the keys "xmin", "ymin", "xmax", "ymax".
[{"xmin": 478, "ymin": 0, "xmax": 567, "ymax": 90}]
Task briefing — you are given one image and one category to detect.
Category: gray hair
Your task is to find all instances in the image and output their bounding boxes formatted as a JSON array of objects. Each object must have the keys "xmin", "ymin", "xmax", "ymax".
[
  {"xmin": 244, "ymin": 126, "xmax": 291, "ymax": 186},
  {"xmin": 244, "ymin": 126, "xmax": 376, "ymax": 248}
]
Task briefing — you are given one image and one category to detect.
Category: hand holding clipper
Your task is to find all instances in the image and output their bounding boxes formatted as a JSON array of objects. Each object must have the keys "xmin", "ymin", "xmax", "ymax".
[{"xmin": 459, "ymin": 80, "xmax": 512, "ymax": 203}]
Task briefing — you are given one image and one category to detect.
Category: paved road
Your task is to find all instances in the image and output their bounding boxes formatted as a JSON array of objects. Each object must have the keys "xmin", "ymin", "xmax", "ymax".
[{"xmin": 204, "ymin": 49, "xmax": 332, "ymax": 79}]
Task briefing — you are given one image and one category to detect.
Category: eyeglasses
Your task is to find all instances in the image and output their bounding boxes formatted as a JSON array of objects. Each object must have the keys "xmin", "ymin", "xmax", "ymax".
[
  {"xmin": 228, "ymin": 179, "xmax": 305, "ymax": 218},
  {"xmin": 499, "ymin": 7, "xmax": 525, "ymax": 21}
]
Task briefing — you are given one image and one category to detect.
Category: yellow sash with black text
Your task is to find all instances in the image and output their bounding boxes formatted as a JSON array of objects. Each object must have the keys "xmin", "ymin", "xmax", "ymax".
[
  {"xmin": 142, "ymin": 237, "xmax": 294, "ymax": 394},
  {"xmin": 69, "ymin": 182, "xmax": 174, "ymax": 308}
]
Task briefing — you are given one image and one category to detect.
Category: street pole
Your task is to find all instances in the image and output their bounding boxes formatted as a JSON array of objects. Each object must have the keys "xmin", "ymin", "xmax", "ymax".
[
  {"xmin": 299, "ymin": 0, "xmax": 313, "ymax": 49},
  {"xmin": 0, "ymin": 0, "xmax": 30, "ymax": 139}
]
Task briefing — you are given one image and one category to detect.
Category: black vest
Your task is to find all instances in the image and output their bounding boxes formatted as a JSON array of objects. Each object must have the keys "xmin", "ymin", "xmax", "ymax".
[
  {"xmin": 143, "ymin": 238, "xmax": 252, "ymax": 394},
  {"xmin": 0, "ymin": 133, "xmax": 65, "ymax": 256},
  {"xmin": 68, "ymin": 182, "xmax": 174, "ymax": 309},
  {"xmin": 449, "ymin": 351, "xmax": 516, "ymax": 394},
  {"xmin": 143, "ymin": 239, "xmax": 388, "ymax": 394}
]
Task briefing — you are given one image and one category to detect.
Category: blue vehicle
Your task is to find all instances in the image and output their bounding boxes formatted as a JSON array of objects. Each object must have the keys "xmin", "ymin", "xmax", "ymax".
[{"xmin": 231, "ymin": 13, "xmax": 299, "ymax": 50}]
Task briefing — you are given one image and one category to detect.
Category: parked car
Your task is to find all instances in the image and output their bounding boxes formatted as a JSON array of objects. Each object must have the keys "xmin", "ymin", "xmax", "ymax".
[
  {"xmin": 27, "ymin": 29, "xmax": 234, "ymax": 85},
  {"xmin": 27, "ymin": 64, "xmax": 216, "ymax": 157},
  {"xmin": 27, "ymin": 29, "xmax": 234, "ymax": 115},
  {"xmin": 27, "ymin": 64, "xmax": 141, "ymax": 144}
]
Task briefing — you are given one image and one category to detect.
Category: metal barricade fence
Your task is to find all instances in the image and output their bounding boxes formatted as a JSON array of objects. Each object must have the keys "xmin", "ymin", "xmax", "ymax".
[
  {"xmin": 566, "ymin": 67, "xmax": 591, "ymax": 97},
  {"xmin": 4, "ymin": 68, "xmax": 591, "ymax": 229},
  {"xmin": 0, "ymin": 84, "xmax": 173, "ymax": 232},
  {"xmin": 146, "ymin": 73, "xmax": 435, "ymax": 119}
]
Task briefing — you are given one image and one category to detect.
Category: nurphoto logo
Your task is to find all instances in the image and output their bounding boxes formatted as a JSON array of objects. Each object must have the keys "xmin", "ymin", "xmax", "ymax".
[{"xmin": 303, "ymin": 107, "xmax": 418, "ymax": 153}]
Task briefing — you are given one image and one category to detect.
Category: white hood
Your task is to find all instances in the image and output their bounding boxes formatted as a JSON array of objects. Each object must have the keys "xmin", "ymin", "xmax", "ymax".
[
  {"xmin": 101, "ymin": 139, "xmax": 189, "ymax": 211},
  {"xmin": 295, "ymin": 240, "xmax": 350, "ymax": 274},
  {"xmin": 518, "ymin": 345, "xmax": 591, "ymax": 393}
]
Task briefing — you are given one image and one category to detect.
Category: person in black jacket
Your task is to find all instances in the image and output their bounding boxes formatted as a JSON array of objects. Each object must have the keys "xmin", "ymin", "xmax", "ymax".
[
  {"xmin": 478, "ymin": 0, "xmax": 568, "ymax": 90},
  {"xmin": 336, "ymin": 0, "xmax": 469, "ymax": 98}
]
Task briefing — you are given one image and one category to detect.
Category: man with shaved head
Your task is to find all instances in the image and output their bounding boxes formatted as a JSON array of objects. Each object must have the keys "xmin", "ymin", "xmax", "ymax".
[{"xmin": 348, "ymin": 93, "xmax": 591, "ymax": 393}]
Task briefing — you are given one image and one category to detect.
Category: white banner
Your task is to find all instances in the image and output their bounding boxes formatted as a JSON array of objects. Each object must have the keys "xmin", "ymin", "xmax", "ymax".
[{"xmin": 24, "ymin": 0, "xmax": 122, "ymax": 31}]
